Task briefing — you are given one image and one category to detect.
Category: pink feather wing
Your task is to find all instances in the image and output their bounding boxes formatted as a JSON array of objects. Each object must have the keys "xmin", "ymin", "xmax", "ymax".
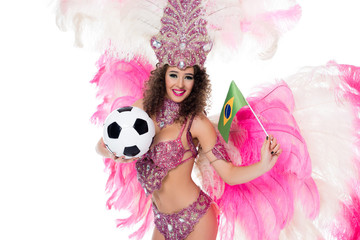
[
  {"xmin": 215, "ymin": 81, "xmax": 320, "ymax": 240},
  {"xmin": 91, "ymin": 53, "xmax": 154, "ymax": 239}
]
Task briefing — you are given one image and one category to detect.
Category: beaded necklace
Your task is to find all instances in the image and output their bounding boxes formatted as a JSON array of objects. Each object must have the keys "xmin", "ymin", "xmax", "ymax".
[{"xmin": 156, "ymin": 98, "xmax": 180, "ymax": 129}]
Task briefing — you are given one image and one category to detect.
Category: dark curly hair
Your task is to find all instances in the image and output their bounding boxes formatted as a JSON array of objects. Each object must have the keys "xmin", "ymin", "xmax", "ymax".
[{"xmin": 143, "ymin": 64, "xmax": 211, "ymax": 122}]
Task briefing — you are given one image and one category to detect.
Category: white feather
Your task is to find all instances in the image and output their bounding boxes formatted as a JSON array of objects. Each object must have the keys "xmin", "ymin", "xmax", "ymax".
[
  {"xmin": 56, "ymin": 0, "xmax": 166, "ymax": 62},
  {"xmin": 281, "ymin": 63, "xmax": 359, "ymax": 238}
]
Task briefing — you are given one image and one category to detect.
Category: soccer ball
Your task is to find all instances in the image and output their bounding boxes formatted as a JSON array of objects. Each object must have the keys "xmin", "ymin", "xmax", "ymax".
[{"xmin": 103, "ymin": 106, "xmax": 155, "ymax": 159}]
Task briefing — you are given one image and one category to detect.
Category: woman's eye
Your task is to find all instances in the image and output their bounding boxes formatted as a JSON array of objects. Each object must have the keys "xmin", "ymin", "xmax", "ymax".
[
  {"xmin": 169, "ymin": 74, "xmax": 177, "ymax": 78},
  {"xmin": 185, "ymin": 76, "xmax": 194, "ymax": 80}
]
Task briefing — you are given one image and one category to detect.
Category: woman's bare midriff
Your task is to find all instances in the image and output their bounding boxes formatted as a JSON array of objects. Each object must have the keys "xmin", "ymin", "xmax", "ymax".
[{"xmin": 151, "ymin": 158, "xmax": 201, "ymax": 214}]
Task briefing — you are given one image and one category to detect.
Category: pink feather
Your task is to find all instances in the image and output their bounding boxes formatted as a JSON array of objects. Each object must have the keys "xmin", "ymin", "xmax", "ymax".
[
  {"xmin": 103, "ymin": 159, "xmax": 153, "ymax": 239},
  {"xmin": 261, "ymin": 4, "xmax": 302, "ymax": 33},
  {"xmin": 90, "ymin": 52, "xmax": 153, "ymax": 125}
]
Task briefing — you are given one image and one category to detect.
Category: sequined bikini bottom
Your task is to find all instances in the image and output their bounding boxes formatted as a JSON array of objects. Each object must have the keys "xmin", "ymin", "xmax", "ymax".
[{"xmin": 152, "ymin": 190, "xmax": 213, "ymax": 240}]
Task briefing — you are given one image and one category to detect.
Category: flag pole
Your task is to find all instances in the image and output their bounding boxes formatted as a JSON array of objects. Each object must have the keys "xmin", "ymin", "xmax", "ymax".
[{"xmin": 244, "ymin": 98, "xmax": 269, "ymax": 137}]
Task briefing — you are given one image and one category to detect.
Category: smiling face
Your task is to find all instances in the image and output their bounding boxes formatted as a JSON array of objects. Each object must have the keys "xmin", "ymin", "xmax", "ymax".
[{"xmin": 164, "ymin": 66, "xmax": 195, "ymax": 103}]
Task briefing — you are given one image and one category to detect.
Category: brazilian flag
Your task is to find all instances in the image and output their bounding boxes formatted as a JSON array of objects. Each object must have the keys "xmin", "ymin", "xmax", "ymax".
[{"xmin": 218, "ymin": 81, "xmax": 248, "ymax": 143}]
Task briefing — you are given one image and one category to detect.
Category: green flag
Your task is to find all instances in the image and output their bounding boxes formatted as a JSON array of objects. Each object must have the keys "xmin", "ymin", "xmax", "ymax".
[{"xmin": 218, "ymin": 81, "xmax": 248, "ymax": 143}]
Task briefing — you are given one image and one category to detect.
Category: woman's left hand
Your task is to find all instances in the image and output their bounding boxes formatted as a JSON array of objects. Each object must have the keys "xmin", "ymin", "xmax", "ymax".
[{"xmin": 260, "ymin": 135, "xmax": 282, "ymax": 173}]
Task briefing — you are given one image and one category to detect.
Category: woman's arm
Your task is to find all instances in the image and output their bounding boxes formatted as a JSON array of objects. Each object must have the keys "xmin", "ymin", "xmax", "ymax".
[
  {"xmin": 206, "ymin": 136, "xmax": 280, "ymax": 185},
  {"xmin": 192, "ymin": 114, "xmax": 281, "ymax": 186}
]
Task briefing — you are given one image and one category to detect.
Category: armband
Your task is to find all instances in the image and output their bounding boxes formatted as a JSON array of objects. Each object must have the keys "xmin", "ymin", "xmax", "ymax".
[{"xmin": 210, "ymin": 136, "xmax": 231, "ymax": 162}]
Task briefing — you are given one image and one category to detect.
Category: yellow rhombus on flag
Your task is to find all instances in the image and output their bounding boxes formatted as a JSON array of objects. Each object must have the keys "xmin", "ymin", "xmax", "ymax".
[{"xmin": 218, "ymin": 81, "xmax": 248, "ymax": 143}]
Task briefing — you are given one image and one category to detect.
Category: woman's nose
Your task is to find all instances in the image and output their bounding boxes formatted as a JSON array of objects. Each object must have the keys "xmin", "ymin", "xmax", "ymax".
[{"xmin": 177, "ymin": 77, "xmax": 185, "ymax": 88}]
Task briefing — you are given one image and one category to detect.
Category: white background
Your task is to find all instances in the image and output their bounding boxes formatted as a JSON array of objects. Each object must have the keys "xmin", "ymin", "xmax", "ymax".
[{"xmin": 0, "ymin": 1, "xmax": 359, "ymax": 239}]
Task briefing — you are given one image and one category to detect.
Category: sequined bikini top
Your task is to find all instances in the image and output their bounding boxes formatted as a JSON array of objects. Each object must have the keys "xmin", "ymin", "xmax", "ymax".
[{"xmin": 136, "ymin": 117, "xmax": 197, "ymax": 195}]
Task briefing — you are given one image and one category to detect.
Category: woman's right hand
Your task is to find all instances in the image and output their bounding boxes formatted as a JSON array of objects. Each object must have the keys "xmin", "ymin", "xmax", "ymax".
[
  {"xmin": 95, "ymin": 138, "xmax": 139, "ymax": 163},
  {"xmin": 112, "ymin": 155, "xmax": 140, "ymax": 163}
]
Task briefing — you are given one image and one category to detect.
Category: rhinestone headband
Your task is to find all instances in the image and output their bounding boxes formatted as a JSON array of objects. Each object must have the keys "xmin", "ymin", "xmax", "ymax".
[{"xmin": 150, "ymin": 0, "xmax": 213, "ymax": 69}]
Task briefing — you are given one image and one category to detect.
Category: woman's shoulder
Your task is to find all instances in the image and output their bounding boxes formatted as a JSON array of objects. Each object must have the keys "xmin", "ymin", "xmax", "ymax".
[
  {"xmin": 132, "ymin": 98, "xmax": 144, "ymax": 110},
  {"xmin": 191, "ymin": 112, "xmax": 215, "ymax": 133},
  {"xmin": 189, "ymin": 113, "xmax": 217, "ymax": 144},
  {"xmin": 192, "ymin": 112, "xmax": 208, "ymax": 122}
]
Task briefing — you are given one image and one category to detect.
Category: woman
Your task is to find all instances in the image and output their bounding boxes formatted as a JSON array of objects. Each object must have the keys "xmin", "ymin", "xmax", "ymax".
[{"xmin": 96, "ymin": 64, "xmax": 282, "ymax": 239}]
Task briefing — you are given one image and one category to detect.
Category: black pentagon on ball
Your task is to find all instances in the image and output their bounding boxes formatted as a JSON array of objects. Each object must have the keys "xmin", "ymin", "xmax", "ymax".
[
  {"xmin": 107, "ymin": 122, "xmax": 122, "ymax": 139},
  {"xmin": 117, "ymin": 106, "xmax": 133, "ymax": 113},
  {"xmin": 123, "ymin": 145, "xmax": 140, "ymax": 157},
  {"xmin": 133, "ymin": 118, "xmax": 149, "ymax": 135}
]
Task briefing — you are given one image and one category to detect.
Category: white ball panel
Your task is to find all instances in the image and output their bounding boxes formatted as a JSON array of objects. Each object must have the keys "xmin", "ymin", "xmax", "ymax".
[
  {"xmin": 120, "ymin": 127, "xmax": 140, "ymax": 146},
  {"xmin": 114, "ymin": 111, "xmax": 136, "ymax": 128}
]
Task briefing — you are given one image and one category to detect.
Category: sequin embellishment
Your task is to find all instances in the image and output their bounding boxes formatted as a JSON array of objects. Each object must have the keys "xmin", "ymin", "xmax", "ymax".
[
  {"xmin": 157, "ymin": 98, "xmax": 180, "ymax": 129},
  {"xmin": 152, "ymin": 191, "xmax": 212, "ymax": 240},
  {"xmin": 150, "ymin": 0, "xmax": 213, "ymax": 69},
  {"xmin": 136, "ymin": 117, "xmax": 198, "ymax": 195},
  {"xmin": 212, "ymin": 135, "xmax": 231, "ymax": 162}
]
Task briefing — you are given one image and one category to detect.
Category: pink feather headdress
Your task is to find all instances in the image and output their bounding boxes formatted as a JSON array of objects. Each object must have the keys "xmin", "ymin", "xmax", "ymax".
[{"xmin": 150, "ymin": 0, "xmax": 213, "ymax": 69}]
